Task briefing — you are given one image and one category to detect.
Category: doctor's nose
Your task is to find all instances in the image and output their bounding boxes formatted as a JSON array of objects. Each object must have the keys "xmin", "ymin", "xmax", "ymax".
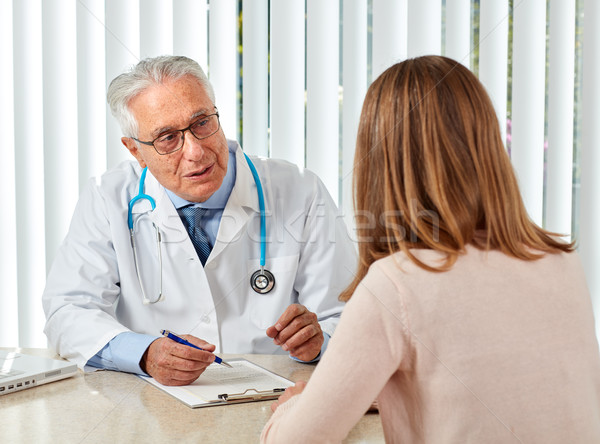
[{"xmin": 181, "ymin": 130, "xmax": 207, "ymax": 159}]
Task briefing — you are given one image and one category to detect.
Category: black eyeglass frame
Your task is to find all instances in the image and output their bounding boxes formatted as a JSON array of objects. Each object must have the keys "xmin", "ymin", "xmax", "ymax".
[{"xmin": 132, "ymin": 109, "xmax": 221, "ymax": 155}]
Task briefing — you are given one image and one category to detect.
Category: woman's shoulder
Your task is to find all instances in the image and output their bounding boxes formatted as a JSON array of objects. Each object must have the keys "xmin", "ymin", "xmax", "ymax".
[
  {"xmin": 358, "ymin": 250, "xmax": 443, "ymax": 300},
  {"xmin": 368, "ymin": 249, "xmax": 448, "ymax": 278}
]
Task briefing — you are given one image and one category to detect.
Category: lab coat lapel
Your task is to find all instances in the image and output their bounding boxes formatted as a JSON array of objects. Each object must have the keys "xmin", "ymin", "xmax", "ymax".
[
  {"xmin": 209, "ymin": 147, "xmax": 261, "ymax": 260},
  {"xmin": 133, "ymin": 169, "xmax": 189, "ymax": 245}
]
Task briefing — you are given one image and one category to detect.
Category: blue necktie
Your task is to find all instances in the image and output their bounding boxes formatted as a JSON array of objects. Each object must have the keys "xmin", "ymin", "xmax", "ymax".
[{"xmin": 178, "ymin": 206, "xmax": 213, "ymax": 265}]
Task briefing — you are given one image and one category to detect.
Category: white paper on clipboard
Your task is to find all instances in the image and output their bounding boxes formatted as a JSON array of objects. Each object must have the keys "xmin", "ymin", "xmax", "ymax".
[{"xmin": 140, "ymin": 358, "xmax": 294, "ymax": 408}]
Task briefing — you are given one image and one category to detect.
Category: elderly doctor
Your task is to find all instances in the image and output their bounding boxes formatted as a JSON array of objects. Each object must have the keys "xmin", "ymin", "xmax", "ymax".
[{"xmin": 42, "ymin": 55, "xmax": 356, "ymax": 386}]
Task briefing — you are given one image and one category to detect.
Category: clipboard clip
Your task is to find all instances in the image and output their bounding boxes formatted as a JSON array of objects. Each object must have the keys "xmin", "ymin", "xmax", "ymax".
[{"xmin": 218, "ymin": 387, "xmax": 285, "ymax": 401}]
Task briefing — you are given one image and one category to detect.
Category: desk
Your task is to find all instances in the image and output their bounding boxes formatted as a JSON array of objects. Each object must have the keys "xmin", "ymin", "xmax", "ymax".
[{"xmin": 1, "ymin": 348, "xmax": 384, "ymax": 443}]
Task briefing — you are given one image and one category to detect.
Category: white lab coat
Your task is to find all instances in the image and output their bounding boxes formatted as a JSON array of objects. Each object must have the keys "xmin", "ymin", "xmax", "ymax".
[{"xmin": 43, "ymin": 141, "xmax": 357, "ymax": 370}]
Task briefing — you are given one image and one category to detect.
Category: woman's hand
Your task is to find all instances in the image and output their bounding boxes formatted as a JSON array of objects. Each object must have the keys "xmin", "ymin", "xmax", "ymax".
[{"xmin": 270, "ymin": 380, "xmax": 307, "ymax": 412}]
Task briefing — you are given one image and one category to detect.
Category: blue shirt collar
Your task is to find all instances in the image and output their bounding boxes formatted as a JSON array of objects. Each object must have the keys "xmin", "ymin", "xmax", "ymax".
[{"xmin": 165, "ymin": 143, "xmax": 237, "ymax": 210}]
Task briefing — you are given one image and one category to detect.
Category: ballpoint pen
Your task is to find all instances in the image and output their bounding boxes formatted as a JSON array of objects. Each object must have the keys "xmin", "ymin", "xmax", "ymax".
[{"xmin": 160, "ymin": 329, "xmax": 233, "ymax": 368}]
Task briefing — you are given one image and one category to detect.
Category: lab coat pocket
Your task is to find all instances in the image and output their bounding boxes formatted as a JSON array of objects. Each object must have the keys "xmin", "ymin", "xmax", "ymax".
[{"xmin": 247, "ymin": 254, "xmax": 300, "ymax": 329}]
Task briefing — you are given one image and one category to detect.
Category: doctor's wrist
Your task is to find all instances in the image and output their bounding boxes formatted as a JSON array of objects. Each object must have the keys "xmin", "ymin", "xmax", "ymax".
[
  {"xmin": 140, "ymin": 348, "xmax": 150, "ymax": 374},
  {"xmin": 139, "ymin": 338, "xmax": 161, "ymax": 375}
]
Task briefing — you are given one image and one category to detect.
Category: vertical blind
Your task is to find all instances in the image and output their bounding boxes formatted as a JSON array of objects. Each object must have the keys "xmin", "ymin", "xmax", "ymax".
[
  {"xmin": 1, "ymin": 0, "xmax": 597, "ymax": 347},
  {"xmin": 511, "ymin": 0, "xmax": 547, "ymax": 226},
  {"xmin": 0, "ymin": 0, "xmax": 17, "ymax": 347},
  {"xmin": 478, "ymin": 0, "xmax": 508, "ymax": 141},
  {"xmin": 579, "ymin": 0, "xmax": 600, "ymax": 346}
]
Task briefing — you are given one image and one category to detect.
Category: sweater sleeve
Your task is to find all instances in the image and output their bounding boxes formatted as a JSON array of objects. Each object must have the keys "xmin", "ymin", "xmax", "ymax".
[{"xmin": 260, "ymin": 263, "xmax": 411, "ymax": 443}]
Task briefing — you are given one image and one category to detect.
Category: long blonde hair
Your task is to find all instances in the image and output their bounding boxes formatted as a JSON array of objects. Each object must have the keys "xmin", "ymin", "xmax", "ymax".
[{"xmin": 340, "ymin": 56, "xmax": 574, "ymax": 301}]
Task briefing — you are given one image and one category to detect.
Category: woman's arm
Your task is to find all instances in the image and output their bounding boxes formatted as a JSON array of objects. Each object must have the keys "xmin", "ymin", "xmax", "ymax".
[{"xmin": 260, "ymin": 263, "xmax": 410, "ymax": 443}]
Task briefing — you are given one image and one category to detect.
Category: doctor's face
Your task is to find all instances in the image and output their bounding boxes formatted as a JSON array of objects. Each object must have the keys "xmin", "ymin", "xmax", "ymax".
[{"xmin": 122, "ymin": 75, "xmax": 229, "ymax": 203}]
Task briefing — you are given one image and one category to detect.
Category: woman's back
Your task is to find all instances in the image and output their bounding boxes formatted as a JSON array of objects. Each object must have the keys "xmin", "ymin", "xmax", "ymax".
[
  {"xmin": 260, "ymin": 56, "xmax": 600, "ymax": 443},
  {"xmin": 368, "ymin": 246, "xmax": 600, "ymax": 442}
]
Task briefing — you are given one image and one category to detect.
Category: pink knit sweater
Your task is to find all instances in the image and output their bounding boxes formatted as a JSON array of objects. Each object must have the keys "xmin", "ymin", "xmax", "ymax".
[{"xmin": 261, "ymin": 246, "xmax": 600, "ymax": 443}]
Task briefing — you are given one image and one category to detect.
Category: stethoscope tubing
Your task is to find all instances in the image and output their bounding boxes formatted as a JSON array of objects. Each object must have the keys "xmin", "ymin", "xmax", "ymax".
[
  {"xmin": 127, "ymin": 152, "xmax": 275, "ymax": 301},
  {"xmin": 243, "ymin": 153, "xmax": 266, "ymax": 268},
  {"xmin": 128, "ymin": 167, "xmax": 155, "ymax": 230}
]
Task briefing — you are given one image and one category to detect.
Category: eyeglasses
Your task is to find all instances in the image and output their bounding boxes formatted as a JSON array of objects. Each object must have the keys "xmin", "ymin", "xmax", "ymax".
[{"xmin": 133, "ymin": 110, "xmax": 221, "ymax": 155}]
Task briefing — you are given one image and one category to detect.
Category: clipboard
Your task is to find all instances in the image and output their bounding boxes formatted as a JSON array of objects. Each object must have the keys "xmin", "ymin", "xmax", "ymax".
[{"xmin": 140, "ymin": 358, "xmax": 294, "ymax": 408}]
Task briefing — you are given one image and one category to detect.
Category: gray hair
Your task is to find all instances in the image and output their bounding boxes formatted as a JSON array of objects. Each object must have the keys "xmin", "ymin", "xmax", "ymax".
[{"xmin": 107, "ymin": 55, "xmax": 216, "ymax": 138}]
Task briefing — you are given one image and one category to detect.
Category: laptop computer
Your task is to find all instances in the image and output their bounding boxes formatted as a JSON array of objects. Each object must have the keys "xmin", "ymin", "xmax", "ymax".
[{"xmin": 0, "ymin": 350, "xmax": 77, "ymax": 395}]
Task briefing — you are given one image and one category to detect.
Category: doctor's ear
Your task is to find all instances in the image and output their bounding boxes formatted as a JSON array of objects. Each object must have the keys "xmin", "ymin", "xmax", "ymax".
[{"xmin": 122, "ymin": 137, "xmax": 147, "ymax": 169}]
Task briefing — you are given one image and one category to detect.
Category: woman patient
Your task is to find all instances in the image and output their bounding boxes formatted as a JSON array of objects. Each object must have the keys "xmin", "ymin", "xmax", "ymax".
[{"xmin": 260, "ymin": 56, "xmax": 600, "ymax": 443}]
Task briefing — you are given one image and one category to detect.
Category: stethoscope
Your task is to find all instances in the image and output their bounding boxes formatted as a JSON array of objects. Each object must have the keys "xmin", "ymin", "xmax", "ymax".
[{"xmin": 128, "ymin": 153, "xmax": 275, "ymax": 305}]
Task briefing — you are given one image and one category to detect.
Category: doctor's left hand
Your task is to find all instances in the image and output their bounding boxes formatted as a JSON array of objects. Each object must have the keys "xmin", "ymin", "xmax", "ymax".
[
  {"xmin": 266, "ymin": 304, "xmax": 324, "ymax": 362},
  {"xmin": 140, "ymin": 335, "xmax": 216, "ymax": 386}
]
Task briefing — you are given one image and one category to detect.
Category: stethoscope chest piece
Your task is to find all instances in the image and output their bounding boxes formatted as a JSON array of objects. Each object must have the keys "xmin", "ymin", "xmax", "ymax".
[{"xmin": 251, "ymin": 268, "xmax": 275, "ymax": 294}]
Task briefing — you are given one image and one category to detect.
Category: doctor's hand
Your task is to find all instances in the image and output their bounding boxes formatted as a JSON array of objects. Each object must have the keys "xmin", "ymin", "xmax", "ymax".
[
  {"xmin": 140, "ymin": 335, "xmax": 216, "ymax": 386},
  {"xmin": 266, "ymin": 304, "xmax": 324, "ymax": 362}
]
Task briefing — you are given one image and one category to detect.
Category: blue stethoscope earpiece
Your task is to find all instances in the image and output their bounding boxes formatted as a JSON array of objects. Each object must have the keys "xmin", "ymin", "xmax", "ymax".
[{"xmin": 128, "ymin": 154, "xmax": 275, "ymax": 303}]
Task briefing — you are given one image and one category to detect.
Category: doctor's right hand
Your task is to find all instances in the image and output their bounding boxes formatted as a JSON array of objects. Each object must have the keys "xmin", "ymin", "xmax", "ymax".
[{"xmin": 140, "ymin": 335, "xmax": 216, "ymax": 386}]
